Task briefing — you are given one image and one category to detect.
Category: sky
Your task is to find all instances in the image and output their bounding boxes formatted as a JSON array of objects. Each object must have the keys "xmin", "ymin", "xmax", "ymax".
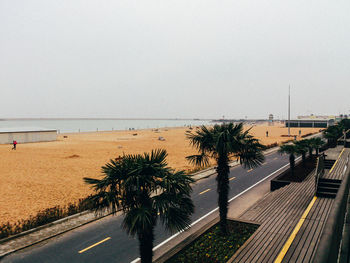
[{"xmin": 0, "ymin": 0, "xmax": 349, "ymax": 119}]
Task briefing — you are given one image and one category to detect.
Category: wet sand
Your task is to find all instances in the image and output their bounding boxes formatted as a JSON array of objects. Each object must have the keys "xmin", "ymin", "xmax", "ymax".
[{"xmin": 0, "ymin": 123, "xmax": 321, "ymax": 224}]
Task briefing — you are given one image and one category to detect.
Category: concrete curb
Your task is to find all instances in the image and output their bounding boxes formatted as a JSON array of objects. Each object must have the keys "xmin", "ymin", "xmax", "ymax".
[
  {"xmin": 0, "ymin": 211, "xmax": 90, "ymax": 245},
  {"xmin": 0, "ymin": 210, "xmax": 112, "ymax": 260}
]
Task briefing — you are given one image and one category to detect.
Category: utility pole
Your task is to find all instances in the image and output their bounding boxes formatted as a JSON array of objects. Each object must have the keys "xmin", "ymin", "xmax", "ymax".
[{"xmin": 288, "ymin": 85, "xmax": 291, "ymax": 137}]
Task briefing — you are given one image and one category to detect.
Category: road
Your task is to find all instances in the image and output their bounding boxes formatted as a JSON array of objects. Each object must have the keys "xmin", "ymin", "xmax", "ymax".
[{"xmin": 3, "ymin": 151, "xmax": 290, "ymax": 263}]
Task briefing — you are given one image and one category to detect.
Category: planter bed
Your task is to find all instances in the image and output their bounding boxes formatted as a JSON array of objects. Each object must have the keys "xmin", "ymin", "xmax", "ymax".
[
  {"xmin": 271, "ymin": 157, "xmax": 316, "ymax": 191},
  {"xmin": 165, "ymin": 220, "xmax": 259, "ymax": 263}
]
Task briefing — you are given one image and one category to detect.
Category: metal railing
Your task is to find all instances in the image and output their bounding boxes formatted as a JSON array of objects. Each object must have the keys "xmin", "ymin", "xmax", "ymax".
[
  {"xmin": 337, "ymin": 128, "xmax": 350, "ymax": 146},
  {"xmin": 313, "ymin": 151, "xmax": 350, "ymax": 263}
]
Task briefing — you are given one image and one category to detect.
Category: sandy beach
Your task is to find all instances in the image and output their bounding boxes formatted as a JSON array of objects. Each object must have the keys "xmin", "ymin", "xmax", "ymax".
[{"xmin": 0, "ymin": 123, "xmax": 321, "ymax": 224}]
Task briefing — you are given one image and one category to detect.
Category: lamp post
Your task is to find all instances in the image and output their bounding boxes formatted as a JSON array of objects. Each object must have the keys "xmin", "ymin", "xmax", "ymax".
[{"xmin": 288, "ymin": 86, "xmax": 291, "ymax": 137}]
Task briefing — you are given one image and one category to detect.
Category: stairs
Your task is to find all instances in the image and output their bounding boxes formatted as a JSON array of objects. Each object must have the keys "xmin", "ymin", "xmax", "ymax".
[
  {"xmin": 324, "ymin": 159, "xmax": 336, "ymax": 169},
  {"xmin": 316, "ymin": 178, "xmax": 341, "ymax": 198}
]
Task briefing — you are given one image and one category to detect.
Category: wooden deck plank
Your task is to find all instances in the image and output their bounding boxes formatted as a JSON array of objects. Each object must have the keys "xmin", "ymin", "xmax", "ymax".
[
  {"xmin": 300, "ymin": 198, "xmax": 333, "ymax": 263},
  {"xmin": 302, "ymin": 198, "xmax": 334, "ymax": 262},
  {"xmin": 232, "ymin": 174, "xmax": 315, "ymax": 262},
  {"xmin": 230, "ymin": 147, "xmax": 348, "ymax": 263},
  {"xmin": 256, "ymin": 184, "xmax": 315, "ymax": 263},
  {"xmin": 240, "ymin": 182, "xmax": 297, "ymax": 222},
  {"xmin": 282, "ymin": 198, "xmax": 328, "ymax": 262}
]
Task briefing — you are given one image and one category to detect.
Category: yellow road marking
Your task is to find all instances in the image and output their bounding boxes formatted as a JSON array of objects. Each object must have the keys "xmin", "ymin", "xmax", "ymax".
[
  {"xmin": 262, "ymin": 162, "xmax": 267, "ymax": 165},
  {"xmin": 247, "ymin": 169, "xmax": 253, "ymax": 173},
  {"xmin": 273, "ymin": 157, "xmax": 278, "ymax": 160},
  {"xmin": 329, "ymin": 148, "xmax": 345, "ymax": 174},
  {"xmin": 274, "ymin": 196, "xmax": 317, "ymax": 263},
  {"xmin": 229, "ymin": 177, "xmax": 236, "ymax": 181},
  {"xmin": 199, "ymin": 188, "xmax": 211, "ymax": 195},
  {"xmin": 78, "ymin": 237, "xmax": 111, "ymax": 253}
]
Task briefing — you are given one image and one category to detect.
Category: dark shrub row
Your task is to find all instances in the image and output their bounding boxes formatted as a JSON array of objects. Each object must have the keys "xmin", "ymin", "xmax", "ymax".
[{"xmin": 0, "ymin": 197, "xmax": 93, "ymax": 240}]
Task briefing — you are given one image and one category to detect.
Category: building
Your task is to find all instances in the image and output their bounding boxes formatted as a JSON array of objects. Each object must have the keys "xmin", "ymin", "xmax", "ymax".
[
  {"xmin": 285, "ymin": 119, "xmax": 334, "ymax": 128},
  {"xmin": 0, "ymin": 127, "xmax": 57, "ymax": 144}
]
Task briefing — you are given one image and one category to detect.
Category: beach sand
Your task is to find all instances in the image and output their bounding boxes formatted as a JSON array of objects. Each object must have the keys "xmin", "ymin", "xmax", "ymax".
[{"xmin": 0, "ymin": 123, "xmax": 321, "ymax": 224}]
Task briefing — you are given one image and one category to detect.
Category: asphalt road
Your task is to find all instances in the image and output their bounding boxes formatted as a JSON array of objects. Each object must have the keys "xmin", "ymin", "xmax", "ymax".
[{"xmin": 3, "ymin": 151, "xmax": 290, "ymax": 263}]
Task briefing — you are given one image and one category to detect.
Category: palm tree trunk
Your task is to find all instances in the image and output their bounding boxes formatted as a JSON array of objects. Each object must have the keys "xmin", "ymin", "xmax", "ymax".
[
  {"xmin": 138, "ymin": 225, "xmax": 154, "ymax": 263},
  {"xmin": 290, "ymin": 153, "xmax": 295, "ymax": 177},
  {"xmin": 308, "ymin": 147, "xmax": 312, "ymax": 158},
  {"xmin": 216, "ymin": 154, "xmax": 230, "ymax": 234}
]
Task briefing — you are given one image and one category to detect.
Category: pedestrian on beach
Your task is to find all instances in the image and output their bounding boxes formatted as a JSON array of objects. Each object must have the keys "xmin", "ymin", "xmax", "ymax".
[
  {"xmin": 12, "ymin": 140, "xmax": 17, "ymax": 150},
  {"xmin": 299, "ymin": 130, "xmax": 301, "ymax": 137},
  {"xmin": 266, "ymin": 131, "xmax": 269, "ymax": 137}
]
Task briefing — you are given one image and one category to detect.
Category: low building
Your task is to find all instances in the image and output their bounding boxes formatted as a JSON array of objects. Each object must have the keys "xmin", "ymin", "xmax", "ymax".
[
  {"xmin": 0, "ymin": 127, "xmax": 57, "ymax": 144},
  {"xmin": 285, "ymin": 119, "xmax": 334, "ymax": 128}
]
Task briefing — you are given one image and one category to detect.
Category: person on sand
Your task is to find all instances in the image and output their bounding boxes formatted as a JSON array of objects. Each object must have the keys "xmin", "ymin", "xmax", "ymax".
[
  {"xmin": 299, "ymin": 130, "xmax": 301, "ymax": 137},
  {"xmin": 12, "ymin": 140, "xmax": 17, "ymax": 150},
  {"xmin": 266, "ymin": 131, "xmax": 269, "ymax": 137}
]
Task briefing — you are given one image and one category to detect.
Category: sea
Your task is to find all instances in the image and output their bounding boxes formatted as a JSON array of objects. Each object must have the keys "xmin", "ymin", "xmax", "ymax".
[{"xmin": 0, "ymin": 119, "xmax": 213, "ymax": 134}]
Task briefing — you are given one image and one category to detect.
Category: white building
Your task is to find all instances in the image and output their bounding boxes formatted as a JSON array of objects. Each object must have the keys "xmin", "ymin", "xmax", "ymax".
[{"xmin": 0, "ymin": 127, "xmax": 57, "ymax": 144}]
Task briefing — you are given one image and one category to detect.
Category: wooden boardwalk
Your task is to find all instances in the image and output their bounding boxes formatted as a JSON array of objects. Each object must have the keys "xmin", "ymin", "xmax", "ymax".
[
  {"xmin": 229, "ymin": 147, "xmax": 350, "ymax": 263},
  {"xmin": 324, "ymin": 148, "xmax": 350, "ymax": 180}
]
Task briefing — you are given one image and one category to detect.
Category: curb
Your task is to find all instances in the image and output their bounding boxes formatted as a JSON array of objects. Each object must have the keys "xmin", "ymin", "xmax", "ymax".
[
  {"xmin": 0, "ymin": 210, "xmax": 112, "ymax": 260},
  {"xmin": 0, "ymin": 211, "xmax": 90, "ymax": 245}
]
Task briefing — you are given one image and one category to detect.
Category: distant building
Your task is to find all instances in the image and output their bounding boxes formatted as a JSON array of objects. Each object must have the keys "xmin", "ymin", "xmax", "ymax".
[
  {"xmin": 285, "ymin": 119, "xmax": 334, "ymax": 128},
  {"xmin": 297, "ymin": 114, "xmax": 336, "ymax": 120},
  {"xmin": 0, "ymin": 127, "xmax": 57, "ymax": 144}
]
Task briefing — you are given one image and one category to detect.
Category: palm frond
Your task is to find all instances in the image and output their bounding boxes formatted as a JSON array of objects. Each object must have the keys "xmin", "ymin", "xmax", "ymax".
[
  {"xmin": 122, "ymin": 207, "xmax": 154, "ymax": 237},
  {"xmin": 186, "ymin": 153, "xmax": 210, "ymax": 167}
]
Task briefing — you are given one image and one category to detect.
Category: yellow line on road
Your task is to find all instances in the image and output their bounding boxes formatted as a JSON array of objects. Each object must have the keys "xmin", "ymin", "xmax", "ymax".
[
  {"xmin": 229, "ymin": 177, "xmax": 236, "ymax": 181},
  {"xmin": 247, "ymin": 169, "xmax": 253, "ymax": 173},
  {"xmin": 262, "ymin": 162, "xmax": 267, "ymax": 165},
  {"xmin": 78, "ymin": 237, "xmax": 111, "ymax": 254},
  {"xmin": 199, "ymin": 188, "xmax": 211, "ymax": 195},
  {"xmin": 274, "ymin": 196, "xmax": 317, "ymax": 263},
  {"xmin": 273, "ymin": 157, "xmax": 278, "ymax": 160},
  {"xmin": 329, "ymin": 148, "xmax": 345, "ymax": 174}
]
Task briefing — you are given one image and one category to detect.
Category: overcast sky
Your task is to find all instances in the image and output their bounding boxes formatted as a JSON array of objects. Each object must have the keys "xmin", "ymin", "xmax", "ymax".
[{"xmin": 1, "ymin": 0, "xmax": 349, "ymax": 119}]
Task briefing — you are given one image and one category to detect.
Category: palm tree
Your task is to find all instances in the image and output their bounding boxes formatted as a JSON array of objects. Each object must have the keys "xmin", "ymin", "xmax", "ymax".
[
  {"xmin": 323, "ymin": 125, "xmax": 343, "ymax": 146},
  {"xmin": 278, "ymin": 144, "xmax": 299, "ymax": 177},
  {"xmin": 309, "ymin": 137, "xmax": 325, "ymax": 156},
  {"xmin": 302, "ymin": 139, "xmax": 314, "ymax": 158},
  {"xmin": 294, "ymin": 140, "xmax": 308, "ymax": 166},
  {"xmin": 84, "ymin": 149, "xmax": 194, "ymax": 263},
  {"xmin": 186, "ymin": 123, "xmax": 265, "ymax": 234}
]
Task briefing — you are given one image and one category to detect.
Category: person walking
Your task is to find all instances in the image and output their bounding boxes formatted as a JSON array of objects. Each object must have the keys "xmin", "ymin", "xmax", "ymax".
[
  {"xmin": 12, "ymin": 140, "xmax": 17, "ymax": 150},
  {"xmin": 266, "ymin": 130, "xmax": 269, "ymax": 137}
]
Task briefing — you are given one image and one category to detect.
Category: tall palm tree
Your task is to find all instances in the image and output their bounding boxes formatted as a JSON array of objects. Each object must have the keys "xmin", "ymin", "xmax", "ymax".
[
  {"xmin": 186, "ymin": 123, "xmax": 265, "ymax": 234},
  {"xmin": 84, "ymin": 149, "xmax": 194, "ymax": 263},
  {"xmin": 278, "ymin": 144, "xmax": 299, "ymax": 177}
]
